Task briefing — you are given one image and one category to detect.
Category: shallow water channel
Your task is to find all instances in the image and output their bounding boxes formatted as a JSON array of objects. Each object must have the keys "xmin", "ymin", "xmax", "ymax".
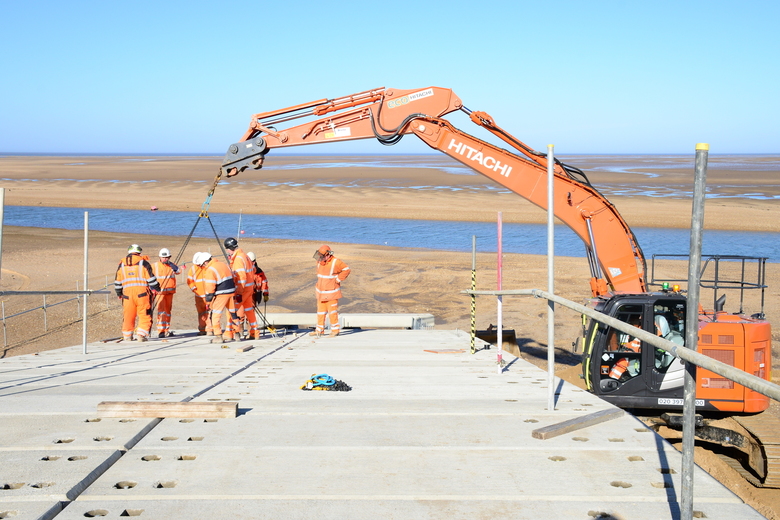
[{"xmin": 5, "ymin": 205, "xmax": 779, "ymax": 262}]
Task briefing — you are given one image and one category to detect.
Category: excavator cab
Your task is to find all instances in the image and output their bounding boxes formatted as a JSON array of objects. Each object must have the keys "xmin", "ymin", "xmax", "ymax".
[{"xmin": 581, "ymin": 294, "xmax": 689, "ymax": 410}]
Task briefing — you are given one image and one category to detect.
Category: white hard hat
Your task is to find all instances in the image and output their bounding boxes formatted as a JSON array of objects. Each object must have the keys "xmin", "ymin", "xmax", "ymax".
[
  {"xmin": 159, "ymin": 248, "xmax": 171, "ymax": 258},
  {"xmin": 194, "ymin": 252, "xmax": 212, "ymax": 266},
  {"xmin": 128, "ymin": 244, "xmax": 142, "ymax": 254},
  {"xmin": 247, "ymin": 251, "xmax": 256, "ymax": 262}
]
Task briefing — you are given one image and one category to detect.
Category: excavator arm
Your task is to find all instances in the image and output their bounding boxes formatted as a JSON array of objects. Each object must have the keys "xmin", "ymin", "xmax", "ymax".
[{"xmin": 220, "ymin": 86, "xmax": 647, "ymax": 295}]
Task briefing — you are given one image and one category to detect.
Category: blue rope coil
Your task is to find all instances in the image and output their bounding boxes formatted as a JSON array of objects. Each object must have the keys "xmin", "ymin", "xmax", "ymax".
[{"xmin": 312, "ymin": 374, "xmax": 336, "ymax": 386}]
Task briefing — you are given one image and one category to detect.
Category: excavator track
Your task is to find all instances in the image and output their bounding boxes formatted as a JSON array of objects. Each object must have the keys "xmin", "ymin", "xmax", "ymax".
[{"xmin": 730, "ymin": 414, "xmax": 780, "ymax": 488}]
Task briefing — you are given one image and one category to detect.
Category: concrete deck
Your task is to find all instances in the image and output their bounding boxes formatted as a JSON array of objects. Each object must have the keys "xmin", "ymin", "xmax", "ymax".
[{"xmin": 0, "ymin": 329, "xmax": 762, "ymax": 519}]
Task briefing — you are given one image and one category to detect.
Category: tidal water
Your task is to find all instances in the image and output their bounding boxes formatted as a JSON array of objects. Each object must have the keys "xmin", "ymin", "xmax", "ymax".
[{"xmin": 5, "ymin": 206, "xmax": 779, "ymax": 262}]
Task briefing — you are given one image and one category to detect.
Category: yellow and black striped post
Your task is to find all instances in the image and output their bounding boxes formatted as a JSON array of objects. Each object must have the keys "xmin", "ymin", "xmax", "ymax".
[{"xmin": 470, "ymin": 235, "xmax": 477, "ymax": 354}]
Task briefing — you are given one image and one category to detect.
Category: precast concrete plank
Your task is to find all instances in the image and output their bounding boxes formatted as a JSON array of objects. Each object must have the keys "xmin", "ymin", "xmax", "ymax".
[
  {"xmin": 58, "ymin": 498, "xmax": 764, "ymax": 520},
  {"xmin": 0, "ymin": 500, "xmax": 63, "ymax": 520},
  {"xmin": 74, "ymin": 443, "xmax": 740, "ymax": 501},
  {"xmin": 0, "ymin": 448, "xmax": 121, "ymax": 500},
  {"xmin": 0, "ymin": 329, "xmax": 763, "ymax": 519},
  {"xmin": 0, "ymin": 415, "xmax": 157, "ymax": 449}
]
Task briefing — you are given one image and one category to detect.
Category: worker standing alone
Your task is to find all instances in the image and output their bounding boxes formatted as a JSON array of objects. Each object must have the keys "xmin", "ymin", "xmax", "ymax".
[
  {"xmin": 199, "ymin": 252, "xmax": 238, "ymax": 343},
  {"xmin": 152, "ymin": 248, "xmax": 183, "ymax": 338},
  {"xmin": 114, "ymin": 244, "xmax": 161, "ymax": 342},
  {"xmin": 224, "ymin": 237, "xmax": 259, "ymax": 340},
  {"xmin": 311, "ymin": 245, "xmax": 350, "ymax": 337}
]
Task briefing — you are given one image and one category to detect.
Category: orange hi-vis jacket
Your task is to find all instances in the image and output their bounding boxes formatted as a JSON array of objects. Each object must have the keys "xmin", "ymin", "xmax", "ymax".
[
  {"xmin": 203, "ymin": 259, "xmax": 236, "ymax": 302},
  {"xmin": 186, "ymin": 265, "xmax": 207, "ymax": 298},
  {"xmin": 315, "ymin": 256, "xmax": 349, "ymax": 302},
  {"xmin": 252, "ymin": 265, "xmax": 269, "ymax": 296},
  {"xmin": 228, "ymin": 247, "xmax": 254, "ymax": 293},
  {"xmin": 114, "ymin": 254, "xmax": 160, "ymax": 296},
  {"xmin": 153, "ymin": 260, "xmax": 182, "ymax": 294}
]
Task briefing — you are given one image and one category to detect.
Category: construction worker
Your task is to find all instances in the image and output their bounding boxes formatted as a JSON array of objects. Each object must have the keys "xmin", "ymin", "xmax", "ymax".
[
  {"xmin": 608, "ymin": 315, "xmax": 642, "ymax": 381},
  {"xmin": 311, "ymin": 244, "xmax": 350, "ymax": 337},
  {"xmin": 152, "ymin": 248, "xmax": 183, "ymax": 338},
  {"xmin": 199, "ymin": 252, "xmax": 238, "ymax": 343},
  {"xmin": 246, "ymin": 252, "xmax": 270, "ymax": 304},
  {"xmin": 186, "ymin": 252, "xmax": 211, "ymax": 336},
  {"xmin": 246, "ymin": 251, "xmax": 270, "ymax": 336},
  {"xmin": 224, "ymin": 237, "xmax": 259, "ymax": 340},
  {"xmin": 114, "ymin": 244, "xmax": 161, "ymax": 342}
]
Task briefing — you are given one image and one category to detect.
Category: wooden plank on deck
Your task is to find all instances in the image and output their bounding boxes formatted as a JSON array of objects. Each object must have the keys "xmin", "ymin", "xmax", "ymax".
[
  {"xmin": 97, "ymin": 401, "xmax": 238, "ymax": 418},
  {"xmin": 531, "ymin": 408, "xmax": 624, "ymax": 440}
]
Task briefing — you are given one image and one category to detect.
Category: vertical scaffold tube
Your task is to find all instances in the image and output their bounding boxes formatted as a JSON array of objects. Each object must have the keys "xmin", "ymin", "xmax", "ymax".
[{"xmin": 471, "ymin": 235, "xmax": 476, "ymax": 354}]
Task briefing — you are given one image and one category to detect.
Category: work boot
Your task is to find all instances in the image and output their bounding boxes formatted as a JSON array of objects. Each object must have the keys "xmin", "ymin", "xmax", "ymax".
[
  {"xmin": 328, "ymin": 330, "xmax": 340, "ymax": 337},
  {"xmin": 210, "ymin": 337, "xmax": 224, "ymax": 344},
  {"xmin": 308, "ymin": 329, "xmax": 322, "ymax": 337},
  {"xmin": 135, "ymin": 335, "xmax": 147, "ymax": 342},
  {"xmin": 197, "ymin": 331, "xmax": 207, "ymax": 336},
  {"xmin": 158, "ymin": 332, "xmax": 168, "ymax": 339}
]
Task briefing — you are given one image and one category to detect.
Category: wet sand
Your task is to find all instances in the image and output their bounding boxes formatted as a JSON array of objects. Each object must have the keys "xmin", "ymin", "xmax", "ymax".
[{"xmin": 0, "ymin": 154, "xmax": 778, "ymax": 232}]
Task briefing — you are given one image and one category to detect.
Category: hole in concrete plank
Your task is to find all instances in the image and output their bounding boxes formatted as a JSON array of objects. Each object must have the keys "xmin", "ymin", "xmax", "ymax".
[
  {"xmin": 41, "ymin": 456, "xmax": 61, "ymax": 461},
  {"xmin": 187, "ymin": 437, "xmax": 204, "ymax": 441},
  {"xmin": 179, "ymin": 419, "xmax": 194, "ymax": 423},
  {"xmin": 203, "ymin": 419, "xmax": 218, "ymax": 423},
  {"xmin": 1, "ymin": 483, "xmax": 24, "ymax": 490},
  {"xmin": 572, "ymin": 437, "xmax": 589, "ymax": 442},
  {"xmin": 506, "ymin": 381, "xmax": 518, "ymax": 384},
  {"xmin": 581, "ymin": 403, "xmax": 593, "ymax": 406},
  {"xmin": 93, "ymin": 436, "xmax": 113, "ymax": 442},
  {"xmin": 505, "ymin": 399, "xmax": 517, "ymax": 402},
  {"xmin": 657, "ymin": 467, "xmax": 677, "ymax": 474},
  {"xmin": 154, "ymin": 480, "xmax": 177, "ymax": 488},
  {"xmin": 693, "ymin": 512, "xmax": 707, "ymax": 518},
  {"xmin": 207, "ymin": 399, "xmax": 220, "ymax": 401},
  {"xmin": 634, "ymin": 428, "xmax": 650, "ymax": 433},
  {"xmin": 628, "ymin": 456, "xmax": 645, "ymax": 462},
  {"xmin": 524, "ymin": 419, "xmax": 539, "ymax": 423},
  {"xmin": 0, "ymin": 510, "xmax": 19, "ymax": 518},
  {"xmin": 178, "ymin": 455, "xmax": 197, "ymax": 461},
  {"xmin": 169, "ymin": 392, "xmax": 181, "ymax": 395},
  {"xmin": 610, "ymin": 481, "xmax": 632, "ymax": 488},
  {"xmin": 85, "ymin": 418, "xmax": 102, "ymax": 423},
  {"xmin": 68, "ymin": 456, "xmax": 88, "ymax": 461},
  {"xmin": 651, "ymin": 481, "xmax": 673, "ymax": 489},
  {"xmin": 226, "ymin": 398, "xmax": 240, "ymax": 401},
  {"xmin": 120, "ymin": 509, "xmax": 144, "ymax": 517},
  {"xmin": 549, "ymin": 456, "xmax": 567, "ymax": 462},
  {"xmin": 119, "ymin": 419, "xmax": 136, "ymax": 423},
  {"xmin": 608, "ymin": 438, "xmax": 624, "ymax": 443},
  {"xmin": 141, "ymin": 455, "xmax": 161, "ymax": 461},
  {"xmin": 161, "ymin": 437, "xmax": 178, "ymax": 441},
  {"xmin": 84, "ymin": 510, "xmax": 109, "ymax": 517},
  {"xmin": 55, "ymin": 438, "xmax": 75, "ymax": 443},
  {"xmin": 114, "ymin": 481, "xmax": 137, "ymax": 489},
  {"xmin": 30, "ymin": 482, "xmax": 55, "ymax": 488},
  {"xmin": 587, "ymin": 511, "xmax": 618, "ymax": 519}
]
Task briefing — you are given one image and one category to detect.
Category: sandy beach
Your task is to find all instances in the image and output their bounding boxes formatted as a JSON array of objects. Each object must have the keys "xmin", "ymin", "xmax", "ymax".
[{"xmin": 1, "ymin": 154, "xmax": 780, "ymax": 517}]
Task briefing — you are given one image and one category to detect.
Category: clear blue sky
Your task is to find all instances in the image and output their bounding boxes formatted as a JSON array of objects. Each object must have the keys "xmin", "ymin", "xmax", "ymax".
[{"xmin": 2, "ymin": 1, "xmax": 778, "ymax": 155}]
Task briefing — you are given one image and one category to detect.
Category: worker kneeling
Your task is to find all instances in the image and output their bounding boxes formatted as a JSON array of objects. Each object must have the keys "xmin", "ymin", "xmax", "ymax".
[
  {"xmin": 311, "ymin": 245, "xmax": 350, "ymax": 337},
  {"xmin": 197, "ymin": 252, "xmax": 238, "ymax": 343}
]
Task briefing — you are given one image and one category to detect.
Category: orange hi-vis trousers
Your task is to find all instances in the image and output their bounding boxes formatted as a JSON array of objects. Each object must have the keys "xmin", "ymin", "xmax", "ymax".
[
  {"xmin": 234, "ymin": 287, "xmax": 258, "ymax": 336},
  {"xmin": 209, "ymin": 294, "xmax": 237, "ymax": 339},
  {"xmin": 194, "ymin": 296, "xmax": 211, "ymax": 334},
  {"xmin": 156, "ymin": 293, "xmax": 174, "ymax": 335},
  {"xmin": 122, "ymin": 289, "xmax": 152, "ymax": 340},
  {"xmin": 315, "ymin": 300, "xmax": 339, "ymax": 333}
]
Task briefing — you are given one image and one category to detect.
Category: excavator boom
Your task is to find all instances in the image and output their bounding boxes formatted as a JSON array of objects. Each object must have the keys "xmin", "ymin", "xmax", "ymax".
[{"xmin": 221, "ymin": 86, "xmax": 646, "ymax": 295}]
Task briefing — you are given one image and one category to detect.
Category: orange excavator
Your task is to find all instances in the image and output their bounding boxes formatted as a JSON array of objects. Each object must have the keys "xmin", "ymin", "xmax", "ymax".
[{"xmin": 220, "ymin": 86, "xmax": 776, "ymax": 486}]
